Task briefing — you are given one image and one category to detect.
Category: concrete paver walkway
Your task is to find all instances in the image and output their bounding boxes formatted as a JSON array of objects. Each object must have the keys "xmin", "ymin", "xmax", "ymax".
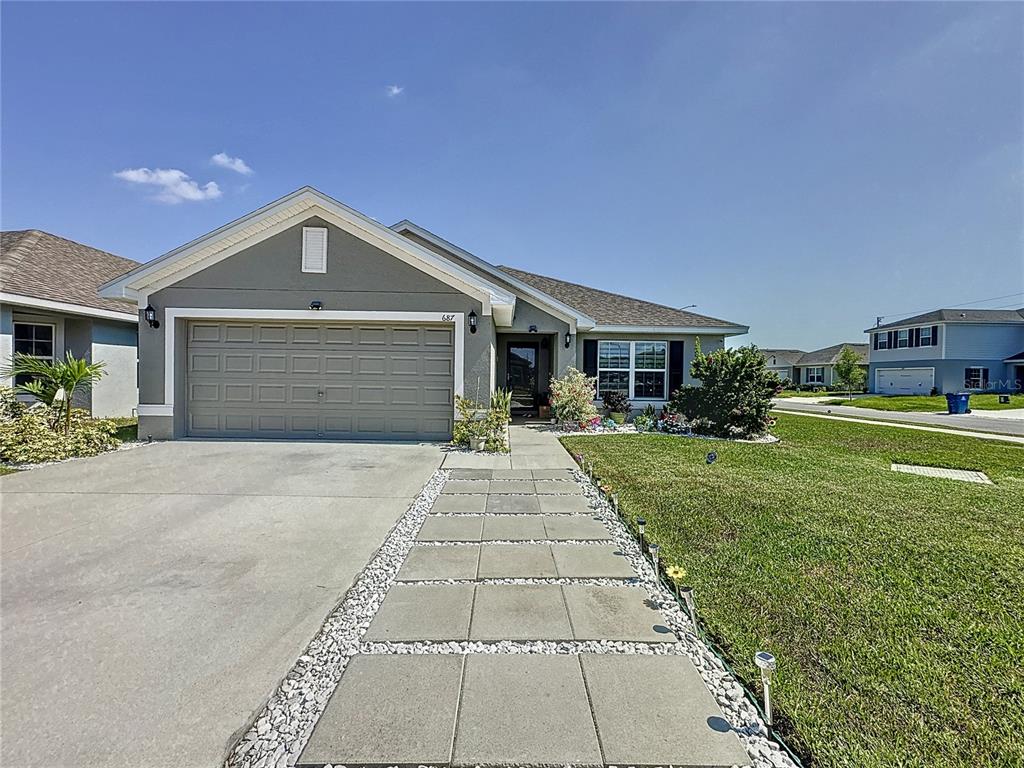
[{"xmin": 299, "ymin": 425, "xmax": 749, "ymax": 767}]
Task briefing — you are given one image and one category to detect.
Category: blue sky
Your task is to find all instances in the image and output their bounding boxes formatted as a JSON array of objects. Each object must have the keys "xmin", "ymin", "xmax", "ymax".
[{"xmin": 2, "ymin": 2, "xmax": 1021, "ymax": 349}]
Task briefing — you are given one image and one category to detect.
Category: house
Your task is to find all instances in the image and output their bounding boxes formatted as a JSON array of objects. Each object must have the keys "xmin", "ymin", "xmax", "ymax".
[
  {"xmin": 99, "ymin": 187, "xmax": 748, "ymax": 441},
  {"xmin": 761, "ymin": 344, "xmax": 868, "ymax": 388},
  {"xmin": 760, "ymin": 349, "xmax": 804, "ymax": 384},
  {"xmin": 865, "ymin": 308, "xmax": 1024, "ymax": 394},
  {"xmin": 1, "ymin": 230, "xmax": 140, "ymax": 416}
]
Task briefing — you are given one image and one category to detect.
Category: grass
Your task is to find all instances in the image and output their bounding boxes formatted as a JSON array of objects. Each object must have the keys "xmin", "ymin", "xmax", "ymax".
[
  {"xmin": 819, "ymin": 394, "xmax": 1024, "ymax": 412},
  {"xmin": 93, "ymin": 416, "xmax": 138, "ymax": 441},
  {"xmin": 561, "ymin": 415, "xmax": 1024, "ymax": 768},
  {"xmin": 774, "ymin": 390, "xmax": 843, "ymax": 398}
]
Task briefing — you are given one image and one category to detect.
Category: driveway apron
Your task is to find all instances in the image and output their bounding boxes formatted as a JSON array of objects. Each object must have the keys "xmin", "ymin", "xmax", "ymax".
[{"xmin": 299, "ymin": 425, "xmax": 749, "ymax": 767}]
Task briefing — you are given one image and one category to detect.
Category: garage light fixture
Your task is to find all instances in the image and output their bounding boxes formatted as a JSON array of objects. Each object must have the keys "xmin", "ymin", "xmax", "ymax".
[
  {"xmin": 143, "ymin": 304, "xmax": 160, "ymax": 329},
  {"xmin": 565, "ymin": 332, "xmax": 572, "ymax": 349},
  {"xmin": 468, "ymin": 310, "xmax": 478, "ymax": 334},
  {"xmin": 754, "ymin": 651, "xmax": 777, "ymax": 727},
  {"xmin": 309, "ymin": 300, "xmax": 323, "ymax": 311}
]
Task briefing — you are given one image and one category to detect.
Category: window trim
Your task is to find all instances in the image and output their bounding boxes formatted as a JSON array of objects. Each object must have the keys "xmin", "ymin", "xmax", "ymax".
[
  {"xmin": 805, "ymin": 366, "xmax": 825, "ymax": 384},
  {"xmin": 964, "ymin": 367, "xmax": 989, "ymax": 390},
  {"xmin": 12, "ymin": 321, "xmax": 57, "ymax": 387},
  {"xmin": 919, "ymin": 326, "xmax": 932, "ymax": 346},
  {"xmin": 875, "ymin": 332, "xmax": 889, "ymax": 350},
  {"xmin": 897, "ymin": 329, "xmax": 909, "ymax": 348},
  {"xmin": 596, "ymin": 340, "xmax": 669, "ymax": 400}
]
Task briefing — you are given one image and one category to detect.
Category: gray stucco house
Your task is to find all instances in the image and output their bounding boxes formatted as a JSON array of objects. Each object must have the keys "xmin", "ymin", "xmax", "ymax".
[
  {"xmin": 762, "ymin": 344, "xmax": 868, "ymax": 388},
  {"xmin": 1, "ymin": 229, "xmax": 139, "ymax": 416},
  {"xmin": 865, "ymin": 308, "xmax": 1024, "ymax": 394},
  {"xmin": 99, "ymin": 187, "xmax": 748, "ymax": 441}
]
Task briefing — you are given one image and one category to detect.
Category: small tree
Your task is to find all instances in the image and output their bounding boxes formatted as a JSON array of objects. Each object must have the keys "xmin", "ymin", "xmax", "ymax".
[
  {"xmin": 4, "ymin": 352, "xmax": 106, "ymax": 434},
  {"xmin": 833, "ymin": 345, "xmax": 866, "ymax": 400}
]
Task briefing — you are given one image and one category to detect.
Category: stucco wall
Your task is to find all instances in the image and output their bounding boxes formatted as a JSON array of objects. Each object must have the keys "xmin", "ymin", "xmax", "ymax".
[
  {"xmin": 91, "ymin": 320, "xmax": 139, "ymax": 417},
  {"xmin": 139, "ymin": 217, "xmax": 492, "ymax": 438}
]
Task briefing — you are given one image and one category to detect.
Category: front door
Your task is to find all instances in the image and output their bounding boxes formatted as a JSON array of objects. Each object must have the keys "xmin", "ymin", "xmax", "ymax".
[{"xmin": 506, "ymin": 342, "xmax": 539, "ymax": 413}]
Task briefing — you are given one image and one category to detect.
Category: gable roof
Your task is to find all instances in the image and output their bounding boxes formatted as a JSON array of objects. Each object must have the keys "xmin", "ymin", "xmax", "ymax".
[
  {"xmin": 760, "ymin": 349, "xmax": 805, "ymax": 366},
  {"xmin": 497, "ymin": 267, "xmax": 747, "ymax": 333},
  {"xmin": 867, "ymin": 308, "xmax": 1024, "ymax": 333},
  {"xmin": 1, "ymin": 229, "xmax": 139, "ymax": 319},
  {"xmin": 99, "ymin": 187, "xmax": 517, "ymax": 324},
  {"xmin": 391, "ymin": 220, "xmax": 595, "ymax": 330},
  {"xmin": 796, "ymin": 343, "xmax": 868, "ymax": 366}
]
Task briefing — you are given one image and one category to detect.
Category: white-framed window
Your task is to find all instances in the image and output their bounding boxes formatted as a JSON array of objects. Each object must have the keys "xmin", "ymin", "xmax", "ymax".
[
  {"xmin": 875, "ymin": 332, "xmax": 889, "ymax": 350},
  {"xmin": 897, "ymin": 329, "xmax": 909, "ymax": 348},
  {"xmin": 919, "ymin": 326, "xmax": 932, "ymax": 346},
  {"xmin": 12, "ymin": 322, "xmax": 56, "ymax": 386},
  {"xmin": 964, "ymin": 367, "xmax": 989, "ymax": 389},
  {"xmin": 301, "ymin": 226, "xmax": 328, "ymax": 273},
  {"xmin": 597, "ymin": 340, "xmax": 668, "ymax": 400},
  {"xmin": 805, "ymin": 366, "xmax": 825, "ymax": 384}
]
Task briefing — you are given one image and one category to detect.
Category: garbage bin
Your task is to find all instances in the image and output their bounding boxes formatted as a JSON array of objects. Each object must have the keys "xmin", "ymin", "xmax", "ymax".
[{"xmin": 945, "ymin": 392, "xmax": 970, "ymax": 415}]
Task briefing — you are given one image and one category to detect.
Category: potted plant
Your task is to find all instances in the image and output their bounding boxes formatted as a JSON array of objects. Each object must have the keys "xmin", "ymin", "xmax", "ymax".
[{"xmin": 601, "ymin": 390, "xmax": 630, "ymax": 425}]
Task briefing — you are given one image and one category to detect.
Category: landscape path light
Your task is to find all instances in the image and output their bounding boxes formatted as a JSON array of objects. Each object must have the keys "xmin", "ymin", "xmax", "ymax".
[
  {"xmin": 636, "ymin": 516, "xmax": 646, "ymax": 551},
  {"xmin": 678, "ymin": 585, "xmax": 697, "ymax": 630},
  {"xmin": 754, "ymin": 651, "xmax": 777, "ymax": 728},
  {"xmin": 648, "ymin": 543, "xmax": 660, "ymax": 572}
]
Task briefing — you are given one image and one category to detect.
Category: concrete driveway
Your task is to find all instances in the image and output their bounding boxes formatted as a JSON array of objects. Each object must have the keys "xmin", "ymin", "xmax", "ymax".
[{"xmin": 0, "ymin": 440, "xmax": 442, "ymax": 768}]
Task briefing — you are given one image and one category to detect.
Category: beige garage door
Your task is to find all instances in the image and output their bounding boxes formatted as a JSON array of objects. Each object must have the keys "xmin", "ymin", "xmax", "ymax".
[{"xmin": 186, "ymin": 321, "xmax": 454, "ymax": 440}]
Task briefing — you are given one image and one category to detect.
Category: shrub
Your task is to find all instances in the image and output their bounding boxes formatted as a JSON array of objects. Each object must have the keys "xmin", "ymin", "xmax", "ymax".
[
  {"xmin": 549, "ymin": 367, "xmax": 598, "ymax": 427},
  {"xmin": 658, "ymin": 412, "xmax": 691, "ymax": 434},
  {"xmin": 0, "ymin": 400, "xmax": 120, "ymax": 465},
  {"xmin": 451, "ymin": 394, "xmax": 508, "ymax": 452},
  {"xmin": 601, "ymin": 389, "xmax": 630, "ymax": 414},
  {"xmin": 633, "ymin": 414, "xmax": 654, "ymax": 432},
  {"xmin": 668, "ymin": 342, "xmax": 780, "ymax": 438}
]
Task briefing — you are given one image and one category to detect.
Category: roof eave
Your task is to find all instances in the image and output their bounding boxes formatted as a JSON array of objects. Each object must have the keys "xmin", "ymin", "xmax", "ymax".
[{"xmin": 589, "ymin": 324, "xmax": 749, "ymax": 336}]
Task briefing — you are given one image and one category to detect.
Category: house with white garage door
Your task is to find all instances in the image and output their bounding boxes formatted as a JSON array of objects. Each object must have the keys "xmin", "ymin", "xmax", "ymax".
[
  {"xmin": 866, "ymin": 307, "xmax": 1024, "ymax": 395},
  {"xmin": 99, "ymin": 187, "xmax": 748, "ymax": 441}
]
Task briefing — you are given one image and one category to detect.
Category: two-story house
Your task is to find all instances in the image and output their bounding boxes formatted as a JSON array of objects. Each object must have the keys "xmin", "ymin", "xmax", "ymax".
[{"xmin": 865, "ymin": 308, "xmax": 1024, "ymax": 394}]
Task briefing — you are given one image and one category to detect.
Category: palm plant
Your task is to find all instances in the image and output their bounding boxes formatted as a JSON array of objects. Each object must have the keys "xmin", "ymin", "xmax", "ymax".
[{"xmin": 4, "ymin": 352, "xmax": 106, "ymax": 434}]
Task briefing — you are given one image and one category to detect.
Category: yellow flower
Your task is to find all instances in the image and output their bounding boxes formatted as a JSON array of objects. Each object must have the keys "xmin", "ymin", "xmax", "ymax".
[{"xmin": 666, "ymin": 565, "xmax": 687, "ymax": 585}]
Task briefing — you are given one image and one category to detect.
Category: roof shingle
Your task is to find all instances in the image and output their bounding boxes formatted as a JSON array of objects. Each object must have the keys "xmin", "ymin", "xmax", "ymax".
[
  {"xmin": 867, "ymin": 308, "xmax": 1024, "ymax": 333},
  {"xmin": 496, "ymin": 266, "xmax": 745, "ymax": 329},
  {"xmin": 1, "ymin": 230, "xmax": 139, "ymax": 316}
]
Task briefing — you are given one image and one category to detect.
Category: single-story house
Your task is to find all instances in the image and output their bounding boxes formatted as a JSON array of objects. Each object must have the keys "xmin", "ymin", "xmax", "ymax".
[
  {"xmin": 1, "ymin": 229, "xmax": 140, "ymax": 416},
  {"xmin": 760, "ymin": 349, "xmax": 804, "ymax": 383},
  {"xmin": 99, "ymin": 187, "xmax": 748, "ymax": 441},
  {"xmin": 865, "ymin": 308, "xmax": 1024, "ymax": 394},
  {"xmin": 761, "ymin": 344, "xmax": 868, "ymax": 388}
]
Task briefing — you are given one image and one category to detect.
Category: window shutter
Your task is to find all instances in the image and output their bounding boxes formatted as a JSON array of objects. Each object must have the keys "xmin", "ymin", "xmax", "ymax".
[
  {"xmin": 301, "ymin": 227, "xmax": 328, "ymax": 273},
  {"xmin": 888, "ymin": 331, "xmax": 896, "ymax": 349},
  {"xmin": 582, "ymin": 340, "xmax": 598, "ymax": 377},
  {"xmin": 931, "ymin": 325, "xmax": 939, "ymax": 346},
  {"xmin": 873, "ymin": 333, "xmax": 879, "ymax": 351},
  {"xmin": 912, "ymin": 328, "xmax": 920, "ymax": 347},
  {"xmin": 668, "ymin": 340, "xmax": 685, "ymax": 395}
]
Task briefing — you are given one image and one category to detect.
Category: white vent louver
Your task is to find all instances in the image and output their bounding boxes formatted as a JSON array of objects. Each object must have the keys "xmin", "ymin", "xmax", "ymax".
[{"xmin": 301, "ymin": 227, "xmax": 328, "ymax": 273}]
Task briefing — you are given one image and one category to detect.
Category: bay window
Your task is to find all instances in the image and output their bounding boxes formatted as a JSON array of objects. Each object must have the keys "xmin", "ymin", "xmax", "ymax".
[{"xmin": 597, "ymin": 340, "xmax": 668, "ymax": 400}]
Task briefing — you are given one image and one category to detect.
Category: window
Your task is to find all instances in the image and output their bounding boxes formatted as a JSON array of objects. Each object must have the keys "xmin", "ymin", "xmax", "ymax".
[
  {"xmin": 919, "ymin": 326, "xmax": 932, "ymax": 346},
  {"xmin": 964, "ymin": 367, "xmax": 989, "ymax": 389},
  {"xmin": 597, "ymin": 340, "xmax": 668, "ymax": 399},
  {"xmin": 875, "ymin": 332, "xmax": 889, "ymax": 350},
  {"xmin": 897, "ymin": 329, "xmax": 909, "ymax": 348},
  {"xmin": 806, "ymin": 367, "xmax": 825, "ymax": 384},
  {"xmin": 301, "ymin": 226, "xmax": 328, "ymax": 273},
  {"xmin": 13, "ymin": 322, "xmax": 55, "ymax": 386}
]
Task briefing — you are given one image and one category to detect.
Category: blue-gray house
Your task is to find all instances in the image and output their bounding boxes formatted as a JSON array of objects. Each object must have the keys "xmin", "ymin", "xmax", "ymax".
[{"xmin": 865, "ymin": 308, "xmax": 1024, "ymax": 394}]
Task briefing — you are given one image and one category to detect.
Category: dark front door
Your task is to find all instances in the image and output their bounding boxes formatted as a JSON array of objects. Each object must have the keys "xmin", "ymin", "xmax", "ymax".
[{"xmin": 507, "ymin": 342, "xmax": 539, "ymax": 412}]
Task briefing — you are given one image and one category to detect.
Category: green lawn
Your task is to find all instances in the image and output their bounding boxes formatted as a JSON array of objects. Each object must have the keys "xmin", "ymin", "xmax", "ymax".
[
  {"xmin": 774, "ymin": 389, "xmax": 840, "ymax": 398},
  {"xmin": 104, "ymin": 416, "xmax": 139, "ymax": 442},
  {"xmin": 561, "ymin": 415, "xmax": 1024, "ymax": 768},
  {"xmin": 821, "ymin": 393, "xmax": 1024, "ymax": 411}
]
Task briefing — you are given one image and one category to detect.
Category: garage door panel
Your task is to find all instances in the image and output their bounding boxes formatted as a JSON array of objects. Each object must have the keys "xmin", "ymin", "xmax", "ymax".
[
  {"xmin": 187, "ymin": 321, "xmax": 454, "ymax": 440},
  {"xmin": 876, "ymin": 367, "xmax": 934, "ymax": 395}
]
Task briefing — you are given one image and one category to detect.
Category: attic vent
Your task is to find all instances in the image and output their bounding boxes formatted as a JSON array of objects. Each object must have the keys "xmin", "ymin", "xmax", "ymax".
[{"xmin": 302, "ymin": 227, "xmax": 328, "ymax": 273}]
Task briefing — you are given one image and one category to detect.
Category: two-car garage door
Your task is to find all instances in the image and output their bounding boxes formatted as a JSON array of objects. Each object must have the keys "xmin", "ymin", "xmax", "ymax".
[
  {"xmin": 875, "ymin": 367, "xmax": 934, "ymax": 395},
  {"xmin": 186, "ymin": 321, "xmax": 454, "ymax": 440}
]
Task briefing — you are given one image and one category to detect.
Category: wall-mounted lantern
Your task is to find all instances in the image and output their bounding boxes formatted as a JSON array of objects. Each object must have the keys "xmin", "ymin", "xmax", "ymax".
[
  {"xmin": 309, "ymin": 300, "xmax": 323, "ymax": 311},
  {"xmin": 143, "ymin": 304, "xmax": 160, "ymax": 329},
  {"xmin": 565, "ymin": 332, "xmax": 572, "ymax": 349},
  {"xmin": 468, "ymin": 310, "xmax": 478, "ymax": 334}
]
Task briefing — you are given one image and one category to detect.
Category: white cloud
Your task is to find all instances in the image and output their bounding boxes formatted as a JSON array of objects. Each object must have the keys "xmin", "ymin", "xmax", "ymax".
[
  {"xmin": 210, "ymin": 152, "xmax": 254, "ymax": 176},
  {"xmin": 386, "ymin": 84, "xmax": 404, "ymax": 97},
  {"xmin": 114, "ymin": 167, "xmax": 222, "ymax": 204}
]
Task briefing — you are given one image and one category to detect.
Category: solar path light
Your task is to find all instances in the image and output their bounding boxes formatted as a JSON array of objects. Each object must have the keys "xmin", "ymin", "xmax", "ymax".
[{"xmin": 754, "ymin": 651, "xmax": 777, "ymax": 727}]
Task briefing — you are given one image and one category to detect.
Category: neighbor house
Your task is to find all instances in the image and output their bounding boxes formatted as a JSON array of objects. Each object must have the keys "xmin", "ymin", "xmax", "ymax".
[
  {"xmin": 761, "ymin": 344, "xmax": 868, "ymax": 388},
  {"xmin": 1, "ymin": 230, "xmax": 139, "ymax": 416},
  {"xmin": 98, "ymin": 187, "xmax": 748, "ymax": 441},
  {"xmin": 866, "ymin": 308, "xmax": 1024, "ymax": 394}
]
